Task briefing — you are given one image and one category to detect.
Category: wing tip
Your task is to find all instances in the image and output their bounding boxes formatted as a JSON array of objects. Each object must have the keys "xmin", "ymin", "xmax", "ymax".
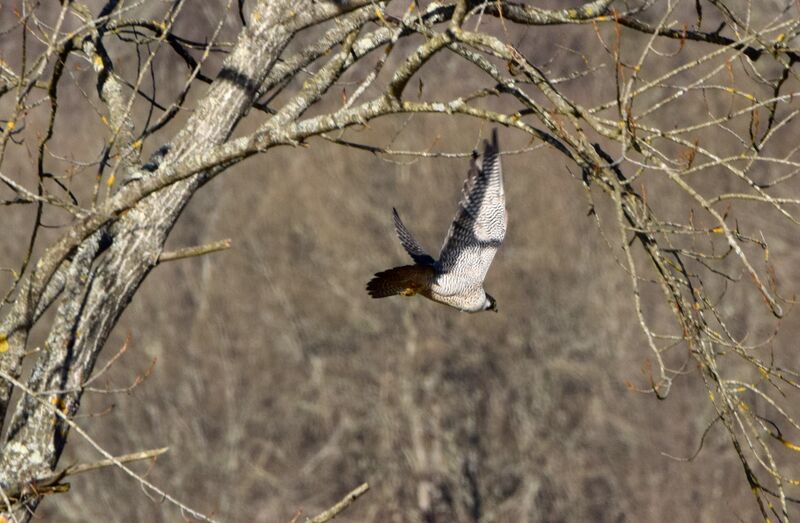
[
  {"xmin": 391, "ymin": 207, "xmax": 402, "ymax": 228},
  {"xmin": 485, "ymin": 127, "xmax": 499, "ymax": 155}
]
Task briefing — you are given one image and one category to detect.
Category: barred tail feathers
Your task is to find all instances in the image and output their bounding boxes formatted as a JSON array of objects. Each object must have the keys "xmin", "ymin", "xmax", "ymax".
[{"xmin": 366, "ymin": 265, "xmax": 433, "ymax": 298}]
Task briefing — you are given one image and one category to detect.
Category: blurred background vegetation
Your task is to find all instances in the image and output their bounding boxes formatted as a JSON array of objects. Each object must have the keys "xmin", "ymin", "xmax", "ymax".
[{"xmin": 1, "ymin": 0, "xmax": 798, "ymax": 521}]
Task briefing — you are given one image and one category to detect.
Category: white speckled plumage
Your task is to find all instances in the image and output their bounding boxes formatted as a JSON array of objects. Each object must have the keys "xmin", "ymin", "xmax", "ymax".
[{"xmin": 367, "ymin": 129, "xmax": 506, "ymax": 313}]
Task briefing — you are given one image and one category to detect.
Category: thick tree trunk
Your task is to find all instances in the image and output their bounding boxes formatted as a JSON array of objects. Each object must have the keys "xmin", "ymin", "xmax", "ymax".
[{"xmin": 0, "ymin": 0, "xmax": 301, "ymax": 507}]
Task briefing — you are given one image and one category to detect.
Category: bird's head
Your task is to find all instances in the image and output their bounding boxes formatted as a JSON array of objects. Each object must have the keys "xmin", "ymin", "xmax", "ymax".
[{"xmin": 484, "ymin": 293, "xmax": 498, "ymax": 313}]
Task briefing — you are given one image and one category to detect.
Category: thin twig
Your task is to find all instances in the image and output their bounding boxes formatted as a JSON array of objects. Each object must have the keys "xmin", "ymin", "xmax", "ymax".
[
  {"xmin": 158, "ymin": 239, "xmax": 232, "ymax": 263},
  {"xmin": 306, "ymin": 483, "xmax": 369, "ymax": 523}
]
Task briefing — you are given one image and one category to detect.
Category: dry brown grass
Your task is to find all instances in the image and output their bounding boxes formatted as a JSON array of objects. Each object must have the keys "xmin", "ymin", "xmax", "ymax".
[{"xmin": 1, "ymin": 1, "xmax": 798, "ymax": 521}]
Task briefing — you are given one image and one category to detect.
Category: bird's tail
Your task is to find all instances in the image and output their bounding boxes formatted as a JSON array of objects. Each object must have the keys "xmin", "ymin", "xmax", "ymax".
[{"xmin": 366, "ymin": 264, "xmax": 434, "ymax": 298}]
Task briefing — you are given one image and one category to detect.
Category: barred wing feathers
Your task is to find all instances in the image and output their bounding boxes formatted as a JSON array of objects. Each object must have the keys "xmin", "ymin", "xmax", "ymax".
[
  {"xmin": 392, "ymin": 208, "xmax": 435, "ymax": 266},
  {"xmin": 437, "ymin": 129, "xmax": 506, "ymax": 284}
]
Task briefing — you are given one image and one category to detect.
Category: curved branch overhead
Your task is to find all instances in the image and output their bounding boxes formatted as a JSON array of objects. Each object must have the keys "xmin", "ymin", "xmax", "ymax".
[{"xmin": 0, "ymin": 0, "xmax": 799, "ymax": 520}]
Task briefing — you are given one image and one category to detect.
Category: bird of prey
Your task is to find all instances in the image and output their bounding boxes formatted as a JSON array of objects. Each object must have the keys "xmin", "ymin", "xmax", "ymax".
[{"xmin": 367, "ymin": 129, "xmax": 506, "ymax": 313}]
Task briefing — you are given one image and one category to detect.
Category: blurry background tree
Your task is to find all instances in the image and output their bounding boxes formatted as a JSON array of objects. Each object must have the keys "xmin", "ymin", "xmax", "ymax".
[{"xmin": 0, "ymin": 0, "xmax": 799, "ymax": 521}]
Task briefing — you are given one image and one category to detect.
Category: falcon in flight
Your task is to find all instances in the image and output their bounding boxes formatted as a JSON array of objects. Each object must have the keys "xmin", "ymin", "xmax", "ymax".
[{"xmin": 367, "ymin": 129, "xmax": 507, "ymax": 313}]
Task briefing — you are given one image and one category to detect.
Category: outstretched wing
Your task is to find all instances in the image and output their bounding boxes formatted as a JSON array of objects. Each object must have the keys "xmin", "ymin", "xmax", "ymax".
[
  {"xmin": 393, "ymin": 207, "xmax": 435, "ymax": 266},
  {"xmin": 437, "ymin": 129, "xmax": 506, "ymax": 284}
]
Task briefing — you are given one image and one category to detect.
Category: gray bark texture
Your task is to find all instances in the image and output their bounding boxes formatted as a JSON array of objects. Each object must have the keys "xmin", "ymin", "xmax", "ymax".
[
  {"xmin": 0, "ymin": 0, "xmax": 325, "ymax": 513},
  {"xmin": 0, "ymin": 0, "xmax": 798, "ymax": 520}
]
